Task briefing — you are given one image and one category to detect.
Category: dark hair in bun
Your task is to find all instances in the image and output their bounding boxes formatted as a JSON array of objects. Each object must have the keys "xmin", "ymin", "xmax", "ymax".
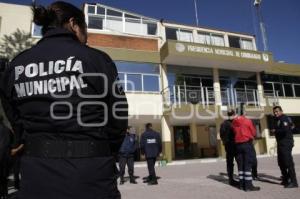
[
  {"xmin": 32, "ymin": 5, "xmax": 50, "ymax": 26},
  {"xmin": 32, "ymin": 1, "xmax": 85, "ymax": 35}
]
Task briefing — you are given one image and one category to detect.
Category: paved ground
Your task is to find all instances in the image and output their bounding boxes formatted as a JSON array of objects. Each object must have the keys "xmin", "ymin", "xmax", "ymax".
[
  {"xmin": 7, "ymin": 155, "xmax": 300, "ymax": 199},
  {"xmin": 119, "ymin": 155, "xmax": 300, "ymax": 199}
]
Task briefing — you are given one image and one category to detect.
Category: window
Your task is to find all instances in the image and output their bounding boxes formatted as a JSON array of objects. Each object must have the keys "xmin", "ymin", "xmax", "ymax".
[
  {"xmin": 142, "ymin": 19, "xmax": 157, "ymax": 35},
  {"xmin": 115, "ymin": 62, "xmax": 160, "ymax": 92},
  {"xmin": 88, "ymin": 16, "xmax": 103, "ymax": 29},
  {"xmin": 107, "ymin": 9, "xmax": 122, "ymax": 17},
  {"xmin": 273, "ymin": 83, "xmax": 284, "ymax": 97},
  {"xmin": 143, "ymin": 75, "xmax": 160, "ymax": 91},
  {"xmin": 165, "ymin": 28, "xmax": 193, "ymax": 42},
  {"xmin": 127, "ymin": 74, "xmax": 142, "ymax": 91},
  {"xmin": 32, "ymin": 23, "xmax": 42, "ymax": 37},
  {"xmin": 88, "ymin": 5, "xmax": 96, "ymax": 14},
  {"xmin": 241, "ymin": 39, "xmax": 254, "ymax": 50},
  {"xmin": 283, "ymin": 84, "xmax": 294, "ymax": 97},
  {"xmin": 96, "ymin": 6, "xmax": 105, "ymax": 15},
  {"xmin": 294, "ymin": 85, "xmax": 300, "ymax": 97},
  {"xmin": 176, "ymin": 30, "xmax": 193, "ymax": 42},
  {"xmin": 211, "ymin": 34, "xmax": 224, "ymax": 46},
  {"xmin": 86, "ymin": 4, "xmax": 157, "ymax": 36},
  {"xmin": 228, "ymin": 36, "xmax": 241, "ymax": 48},
  {"xmin": 197, "ymin": 32, "xmax": 211, "ymax": 45},
  {"xmin": 166, "ymin": 28, "xmax": 177, "ymax": 40}
]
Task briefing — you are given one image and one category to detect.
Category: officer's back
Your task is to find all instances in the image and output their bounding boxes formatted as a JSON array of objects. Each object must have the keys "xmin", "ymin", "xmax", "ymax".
[{"xmin": 141, "ymin": 127, "xmax": 162, "ymax": 158}]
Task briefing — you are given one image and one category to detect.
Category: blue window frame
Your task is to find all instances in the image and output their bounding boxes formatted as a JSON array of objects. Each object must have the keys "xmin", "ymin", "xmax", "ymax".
[{"xmin": 115, "ymin": 61, "xmax": 160, "ymax": 92}]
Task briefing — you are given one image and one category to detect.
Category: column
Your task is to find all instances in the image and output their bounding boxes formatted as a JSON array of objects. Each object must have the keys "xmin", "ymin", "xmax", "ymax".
[
  {"xmin": 256, "ymin": 72, "xmax": 266, "ymax": 106},
  {"xmin": 161, "ymin": 115, "xmax": 173, "ymax": 162},
  {"xmin": 189, "ymin": 122, "xmax": 199, "ymax": 157},
  {"xmin": 161, "ymin": 64, "xmax": 170, "ymax": 105},
  {"xmin": 213, "ymin": 68, "xmax": 222, "ymax": 106}
]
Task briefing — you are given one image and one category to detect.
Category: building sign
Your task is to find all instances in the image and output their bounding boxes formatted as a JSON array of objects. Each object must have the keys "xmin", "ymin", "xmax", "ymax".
[{"xmin": 175, "ymin": 43, "xmax": 270, "ymax": 62}]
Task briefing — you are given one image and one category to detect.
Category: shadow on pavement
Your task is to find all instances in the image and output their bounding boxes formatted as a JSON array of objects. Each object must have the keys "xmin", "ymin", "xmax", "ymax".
[
  {"xmin": 207, "ymin": 173, "xmax": 240, "ymax": 190},
  {"xmin": 255, "ymin": 173, "xmax": 281, "ymax": 185}
]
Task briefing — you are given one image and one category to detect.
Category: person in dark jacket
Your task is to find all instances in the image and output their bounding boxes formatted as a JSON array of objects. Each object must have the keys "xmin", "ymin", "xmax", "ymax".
[
  {"xmin": 140, "ymin": 123, "xmax": 162, "ymax": 185},
  {"xmin": 119, "ymin": 126, "xmax": 137, "ymax": 184},
  {"xmin": 0, "ymin": 2, "xmax": 128, "ymax": 199},
  {"xmin": 270, "ymin": 106, "xmax": 298, "ymax": 188},
  {"xmin": 0, "ymin": 115, "xmax": 12, "ymax": 199},
  {"xmin": 220, "ymin": 109, "xmax": 238, "ymax": 186},
  {"xmin": 232, "ymin": 113, "xmax": 260, "ymax": 192}
]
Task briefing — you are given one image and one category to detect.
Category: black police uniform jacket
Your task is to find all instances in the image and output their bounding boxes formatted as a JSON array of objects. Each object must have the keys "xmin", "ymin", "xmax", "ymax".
[
  {"xmin": 119, "ymin": 133, "xmax": 136, "ymax": 156},
  {"xmin": 220, "ymin": 119, "xmax": 235, "ymax": 145},
  {"xmin": 140, "ymin": 130, "xmax": 162, "ymax": 158},
  {"xmin": 274, "ymin": 114, "xmax": 294, "ymax": 146},
  {"xmin": 0, "ymin": 28, "xmax": 128, "ymax": 199}
]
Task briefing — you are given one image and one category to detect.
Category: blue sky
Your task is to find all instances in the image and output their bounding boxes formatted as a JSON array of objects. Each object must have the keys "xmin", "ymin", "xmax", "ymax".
[{"xmin": 2, "ymin": 0, "xmax": 300, "ymax": 64}]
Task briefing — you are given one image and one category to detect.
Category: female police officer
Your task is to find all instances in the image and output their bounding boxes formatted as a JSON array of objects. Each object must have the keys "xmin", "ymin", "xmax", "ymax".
[{"xmin": 0, "ymin": 1, "xmax": 127, "ymax": 198}]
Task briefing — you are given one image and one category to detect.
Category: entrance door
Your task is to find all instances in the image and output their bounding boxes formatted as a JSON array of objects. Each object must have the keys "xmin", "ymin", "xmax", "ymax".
[{"xmin": 174, "ymin": 126, "xmax": 191, "ymax": 159}]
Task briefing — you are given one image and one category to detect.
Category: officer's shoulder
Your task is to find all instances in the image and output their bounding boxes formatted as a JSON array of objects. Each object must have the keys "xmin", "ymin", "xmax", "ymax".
[
  {"xmin": 84, "ymin": 46, "xmax": 113, "ymax": 63},
  {"xmin": 281, "ymin": 115, "xmax": 290, "ymax": 121},
  {"xmin": 9, "ymin": 48, "xmax": 32, "ymax": 65}
]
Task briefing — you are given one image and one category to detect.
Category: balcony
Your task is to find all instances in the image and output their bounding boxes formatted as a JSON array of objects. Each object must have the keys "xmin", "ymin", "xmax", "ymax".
[
  {"xmin": 162, "ymin": 85, "xmax": 215, "ymax": 106},
  {"xmin": 221, "ymin": 88, "xmax": 260, "ymax": 107},
  {"xmin": 162, "ymin": 85, "xmax": 260, "ymax": 108},
  {"xmin": 160, "ymin": 40, "xmax": 273, "ymax": 72}
]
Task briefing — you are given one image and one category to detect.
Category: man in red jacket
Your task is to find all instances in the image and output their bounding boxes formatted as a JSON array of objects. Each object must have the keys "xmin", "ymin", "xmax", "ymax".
[{"xmin": 232, "ymin": 112, "xmax": 260, "ymax": 192}]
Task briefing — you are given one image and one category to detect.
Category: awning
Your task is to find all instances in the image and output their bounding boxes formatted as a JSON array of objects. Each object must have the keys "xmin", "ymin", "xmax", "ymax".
[
  {"xmin": 161, "ymin": 40, "xmax": 273, "ymax": 72},
  {"xmin": 264, "ymin": 62, "xmax": 300, "ymax": 76}
]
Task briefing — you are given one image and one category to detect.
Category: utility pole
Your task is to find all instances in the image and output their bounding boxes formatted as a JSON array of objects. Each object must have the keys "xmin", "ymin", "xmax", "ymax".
[
  {"xmin": 254, "ymin": 0, "xmax": 268, "ymax": 51},
  {"xmin": 194, "ymin": 0, "xmax": 199, "ymax": 26}
]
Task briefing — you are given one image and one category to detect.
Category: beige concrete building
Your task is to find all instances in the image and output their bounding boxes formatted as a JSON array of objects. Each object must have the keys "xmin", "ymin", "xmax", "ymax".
[{"xmin": 1, "ymin": 2, "xmax": 300, "ymax": 162}]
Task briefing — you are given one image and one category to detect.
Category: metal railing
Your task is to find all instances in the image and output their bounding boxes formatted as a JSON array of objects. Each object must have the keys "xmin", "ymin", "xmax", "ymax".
[
  {"xmin": 161, "ymin": 85, "xmax": 215, "ymax": 106},
  {"xmin": 162, "ymin": 86, "xmax": 261, "ymax": 107},
  {"xmin": 221, "ymin": 88, "xmax": 260, "ymax": 107},
  {"xmin": 264, "ymin": 89, "xmax": 279, "ymax": 106}
]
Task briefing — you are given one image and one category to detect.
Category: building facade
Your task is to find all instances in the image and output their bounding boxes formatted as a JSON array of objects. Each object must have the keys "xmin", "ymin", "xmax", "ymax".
[{"xmin": 1, "ymin": 2, "xmax": 300, "ymax": 161}]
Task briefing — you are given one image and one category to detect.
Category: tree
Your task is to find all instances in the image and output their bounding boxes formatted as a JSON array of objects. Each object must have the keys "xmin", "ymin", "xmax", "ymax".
[{"xmin": 0, "ymin": 28, "xmax": 35, "ymax": 60}]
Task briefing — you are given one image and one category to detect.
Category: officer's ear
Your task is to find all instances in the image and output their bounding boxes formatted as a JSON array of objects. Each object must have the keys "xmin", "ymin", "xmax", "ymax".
[{"xmin": 67, "ymin": 17, "xmax": 87, "ymax": 44}]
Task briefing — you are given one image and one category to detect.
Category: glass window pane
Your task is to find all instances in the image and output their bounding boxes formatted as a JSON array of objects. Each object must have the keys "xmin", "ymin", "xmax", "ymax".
[
  {"xmin": 143, "ymin": 75, "xmax": 159, "ymax": 92},
  {"xmin": 96, "ymin": 6, "xmax": 105, "ymax": 15},
  {"xmin": 294, "ymin": 85, "xmax": 300, "ymax": 97},
  {"xmin": 88, "ymin": 5, "xmax": 95, "ymax": 14},
  {"xmin": 32, "ymin": 23, "xmax": 42, "ymax": 37},
  {"xmin": 147, "ymin": 23, "xmax": 157, "ymax": 35},
  {"xmin": 125, "ymin": 14, "xmax": 139, "ymax": 19},
  {"xmin": 201, "ymin": 78, "xmax": 213, "ymax": 87},
  {"xmin": 88, "ymin": 16, "xmax": 103, "ymax": 29},
  {"xmin": 283, "ymin": 84, "xmax": 294, "ymax": 97},
  {"xmin": 274, "ymin": 83, "xmax": 284, "ymax": 97},
  {"xmin": 107, "ymin": 9, "xmax": 122, "ymax": 17},
  {"xmin": 263, "ymin": 83, "xmax": 274, "ymax": 96},
  {"xmin": 211, "ymin": 34, "xmax": 224, "ymax": 46},
  {"xmin": 177, "ymin": 30, "xmax": 193, "ymax": 42},
  {"xmin": 127, "ymin": 74, "xmax": 142, "ymax": 91},
  {"xmin": 241, "ymin": 39, "xmax": 254, "ymax": 50},
  {"xmin": 197, "ymin": 32, "xmax": 211, "ymax": 45},
  {"xmin": 166, "ymin": 28, "xmax": 177, "ymax": 40}
]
